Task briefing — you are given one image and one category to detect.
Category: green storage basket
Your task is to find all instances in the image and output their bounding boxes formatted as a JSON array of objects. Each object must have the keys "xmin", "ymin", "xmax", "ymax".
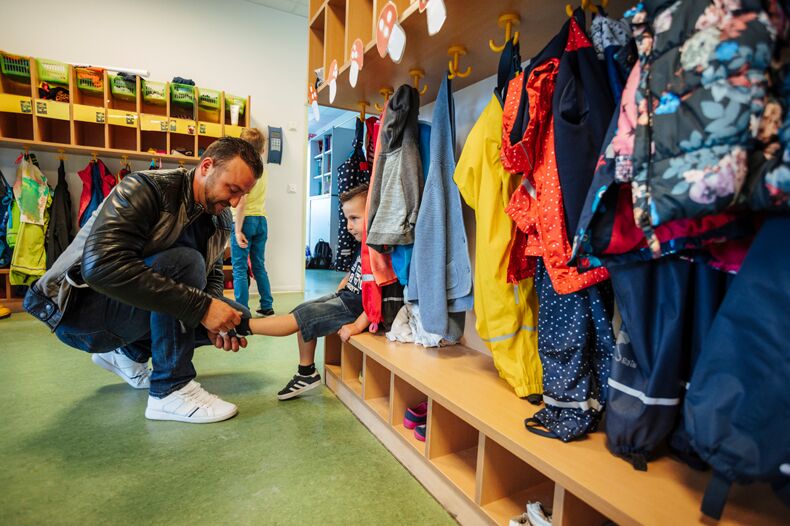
[
  {"xmin": 37, "ymin": 58, "xmax": 69, "ymax": 85},
  {"xmin": 198, "ymin": 88, "xmax": 220, "ymax": 111},
  {"xmin": 1, "ymin": 53, "xmax": 30, "ymax": 82},
  {"xmin": 75, "ymin": 67, "xmax": 103, "ymax": 94},
  {"xmin": 142, "ymin": 79, "xmax": 167, "ymax": 105},
  {"xmin": 170, "ymin": 82, "xmax": 195, "ymax": 107},
  {"xmin": 224, "ymin": 94, "xmax": 246, "ymax": 116},
  {"xmin": 110, "ymin": 74, "xmax": 136, "ymax": 101}
]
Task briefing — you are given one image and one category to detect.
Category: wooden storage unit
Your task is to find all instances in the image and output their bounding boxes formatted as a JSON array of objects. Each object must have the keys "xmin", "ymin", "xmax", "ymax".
[
  {"xmin": 0, "ymin": 50, "xmax": 250, "ymax": 164},
  {"xmin": 307, "ymin": 0, "xmax": 634, "ymax": 111},
  {"xmin": 0, "ymin": 268, "xmax": 23, "ymax": 313},
  {"xmin": 321, "ymin": 332, "xmax": 788, "ymax": 525}
]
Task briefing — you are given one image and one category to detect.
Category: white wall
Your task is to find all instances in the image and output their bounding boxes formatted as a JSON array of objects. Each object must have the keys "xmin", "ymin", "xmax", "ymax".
[{"xmin": 0, "ymin": 0, "xmax": 308, "ymax": 292}]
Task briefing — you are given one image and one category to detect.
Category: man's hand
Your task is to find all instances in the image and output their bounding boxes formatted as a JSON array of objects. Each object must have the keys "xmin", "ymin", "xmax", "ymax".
[
  {"xmin": 235, "ymin": 230, "xmax": 248, "ymax": 249},
  {"xmin": 201, "ymin": 298, "xmax": 242, "ymax": 333},
  {"xmin": 208, "ymin": 331, "xmax": 248, "ymax": 352},
  {"xmin": 338, "ymin": 323, "xmax": 361, "ymax": 343}
]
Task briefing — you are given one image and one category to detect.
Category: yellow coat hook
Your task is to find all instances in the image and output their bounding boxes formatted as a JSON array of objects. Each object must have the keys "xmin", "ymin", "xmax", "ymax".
[
  {"xmin": 448, "ymin": 46, "xmax": 471, "ymax": 79},
  {"xmin": 374, "ymin": 87, "xmax": 394, "ymax": 112},
  {"xmin": 489, "ymin": 13, "xmax": 520, "ymax": 52},
  {"xmin": 409, "ymin": 69, "xmax": 428, "ymax": 96},
  {"xmin": 358, "ymin": 101, "xmax": 369, "ymax": 121},
  {"xmin": 57, "ymin": 148, "xmax": 65, "ymax": 161}
]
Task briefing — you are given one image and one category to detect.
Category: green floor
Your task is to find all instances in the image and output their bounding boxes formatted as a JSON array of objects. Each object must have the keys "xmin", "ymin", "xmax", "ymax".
[{"xmin": 0, "ymin": 270, "xmax": 455, "ymax": 526}]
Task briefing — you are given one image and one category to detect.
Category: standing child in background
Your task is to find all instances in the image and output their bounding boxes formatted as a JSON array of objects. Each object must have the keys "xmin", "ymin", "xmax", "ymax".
[
  {"xmin": 229, "ymin": 184, "xmax": 370, "ymax": 400},
  {"xmin": 231, "ymin": 128, "xmax": 274, "ymax": 316}
]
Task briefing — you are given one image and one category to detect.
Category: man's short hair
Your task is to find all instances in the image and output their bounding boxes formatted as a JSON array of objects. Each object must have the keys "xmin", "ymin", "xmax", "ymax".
[
  {"xmin": 201, "ymin": 137, "xmax": 264, "ymax": 179},
  {"xmin": 240, "ymin": 127, "xmax": 266, "ymax": 154},
  {"xmin": 339, "ymin": 183, "xmax": 369, "ymax": 204}
]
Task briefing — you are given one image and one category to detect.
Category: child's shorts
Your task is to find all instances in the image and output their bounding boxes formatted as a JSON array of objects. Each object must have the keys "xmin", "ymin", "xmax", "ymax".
[{"xmin": 291, "ymin": 291, "xmax": 363, "ymax": 342}]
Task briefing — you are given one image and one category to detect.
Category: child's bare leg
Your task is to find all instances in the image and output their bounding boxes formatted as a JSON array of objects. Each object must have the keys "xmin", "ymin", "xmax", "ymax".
[
  {"xmin": 248, "ymin": 314, "xmax": 299, "ymax": 336},
  {"xmin": 297, "ymin": 331, "xmax": 317, "ymax": 366}
]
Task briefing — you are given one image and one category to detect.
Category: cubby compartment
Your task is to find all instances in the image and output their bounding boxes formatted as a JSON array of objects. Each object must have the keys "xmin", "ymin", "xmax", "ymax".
[
  {"xmin": 309, "ymin": 0, "xmax": 324, "ymax": 21},
  {"xmin": 141, "ymin": 130, "xmax": 166, "ymax": 154},
  {"xmin": 108, "ymin": 124, "xmax": 136, "ymax": 152},
  {"xmin": 552, "ymin": 486, "xmax": 610, "ymax": 526},
  {"xmin": 391, "ymin": 375, "xmax": 427, "ymax": 452},
  {"xmin": 428, "ymin": 401, "xmax": 479, "ymax": 499},
  {"xmin": 345, "ymin": 0, "xmax": 374, "ymax": 60},
  {"xmin": 74, "ymin": 122, "xmax": 105, "ymax": 148},
  {"xmin": 479, "ymin": 436, "xmax": 556, "ymax": 525},
  {"xmin": 324, "ymin": 1, "xmax": 346, "ymax": 74},
  {"xmin": 362, "ymin": 354, "xmax": 390, "ymax": 421},
  {"xmin": 0, "ymin": 111, "xmax": 33, "ymax": 140},
  {"xmin": 341, "ymin": 340, "xmax": 363, "ymax": 397},
  {"xmin": 169, "ymin": 128, "xmax": 196, "ymax": 157},
  {"xmin": 308, "ymin": 13, "xmax": 325, "ymax": 85},
  {"xmin": 324, "ymin": 333, "xmax": 342, "ymax": 378},
  {"xmin": 197, "ymin": 134, "xmax": 217, "ymax": 157},
  {"xmin": 36, "ymin": 114, "xmax": 70, "ymax": 144}
]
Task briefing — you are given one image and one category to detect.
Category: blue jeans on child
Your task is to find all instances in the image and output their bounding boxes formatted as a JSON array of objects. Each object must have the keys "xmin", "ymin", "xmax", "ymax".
[
  {"xmin": 230, "ymin": 216, "xmax": 273, "ymax": 312},
  {"xmin": 54, "ymin": 247, "xmax": 250, "ymax": 398}
]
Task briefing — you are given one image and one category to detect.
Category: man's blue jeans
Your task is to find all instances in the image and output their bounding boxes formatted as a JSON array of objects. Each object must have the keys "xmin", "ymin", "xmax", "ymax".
[
  {"xmin": 54, "ymin": 247, "xmax": 250, "ymax": 398},
  {"xmin": 230, "ymin": 216, "xmax": 273, "ymax": 311}
]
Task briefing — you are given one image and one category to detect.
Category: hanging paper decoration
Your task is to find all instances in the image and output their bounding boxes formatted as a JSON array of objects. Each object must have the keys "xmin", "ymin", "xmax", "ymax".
[
  {"xmin": 349, "ymin": 38, "xmax": 364, "ymax": 88},
  {"xmin": 327, "ymin": 60, "xmax": 339, "ymax": 104},
  {"xmin": 425, "ymin": 0, "xmax": 446, "ymax": 36},
  {"xmin": 376, "ymin": 2, "xmax": 406, "ymax": 64},
  {"xmin": 308, "ymin": 84, "xmax": 320, "ymax": 121}
]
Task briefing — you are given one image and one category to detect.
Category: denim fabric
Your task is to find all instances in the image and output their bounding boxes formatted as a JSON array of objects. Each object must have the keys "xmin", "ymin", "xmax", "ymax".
[
  {"xmin": 230, "ymin": 216, "xmax": 273, "ymax": 311},
  {"xmin": 54, "ymin": 247, "xmax": 250, "ymax": 397},
  {"xmin": 291, "ymin": 291, "xmax": 362, "ymax": 342}
]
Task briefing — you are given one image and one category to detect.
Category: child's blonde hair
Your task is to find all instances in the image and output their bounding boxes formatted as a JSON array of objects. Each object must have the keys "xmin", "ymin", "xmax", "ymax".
[{"xmin": 240, "ymin": 127, "xmax": 266, "ymax": 154}]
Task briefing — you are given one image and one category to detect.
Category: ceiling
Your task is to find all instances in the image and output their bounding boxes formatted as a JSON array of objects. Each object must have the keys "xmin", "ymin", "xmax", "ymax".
[{"xmin": 242, "ymin": 0, "xmax": 308, "ymax": 16}]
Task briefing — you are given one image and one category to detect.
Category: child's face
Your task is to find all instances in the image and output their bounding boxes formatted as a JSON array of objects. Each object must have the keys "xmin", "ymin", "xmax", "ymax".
[{"xmin": 342, "ymin": 193, "xmax": 366, "ymax": 243}]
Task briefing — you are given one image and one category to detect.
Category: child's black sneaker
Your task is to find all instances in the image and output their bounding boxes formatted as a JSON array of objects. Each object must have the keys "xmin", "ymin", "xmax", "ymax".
[{"xmin": 277, "ymin": 372, "xmax": 322, "ymax": 400}]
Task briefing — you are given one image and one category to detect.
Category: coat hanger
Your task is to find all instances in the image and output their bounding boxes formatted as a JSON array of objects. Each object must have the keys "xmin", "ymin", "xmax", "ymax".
[
  {"xmin": 489, "ymin": 13, "xmax": 520, "ymax": 52},
  {"xmin": 409, "ymin": 69, "xmax": 429, "ymax": 96},
  {"xmin": 448, "ymin": 46, "xmax": 472, "ymax": 79}
]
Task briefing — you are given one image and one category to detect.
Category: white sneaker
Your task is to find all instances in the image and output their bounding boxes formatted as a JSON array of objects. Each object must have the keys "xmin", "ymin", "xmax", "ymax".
[
  {"xmin": 145, "ymin": 380, "xmax": 238, "ymax": 423},
  {"xmin": 91, "ymin": 350, "xmax": 151, "ymax": 389}
]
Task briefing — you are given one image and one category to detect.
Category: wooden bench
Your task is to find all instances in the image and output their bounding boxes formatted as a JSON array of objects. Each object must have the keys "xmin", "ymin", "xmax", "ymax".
[
  {"xmin": 0, "ymin": 268, "xmax": 24, "ymax": 313},
  {"xmin": 322, "ymin": 332, "xmax": 787, "ymax": 526}
]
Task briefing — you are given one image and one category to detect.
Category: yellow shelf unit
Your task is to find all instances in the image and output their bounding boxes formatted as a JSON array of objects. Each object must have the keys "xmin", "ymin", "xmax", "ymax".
[
  {"xmin": 322, "ymin": 332, "xmax": 788, "ymax": 526},
  {"xmin": 0, "ymin": 51, "xmax": 251, "ymax": 163}
]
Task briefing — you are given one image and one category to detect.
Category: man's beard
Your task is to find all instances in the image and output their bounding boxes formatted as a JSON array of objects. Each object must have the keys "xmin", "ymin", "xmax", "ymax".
[{"xmin": 204, "ymin": 170, "xmax": 230, "ymax": 215}]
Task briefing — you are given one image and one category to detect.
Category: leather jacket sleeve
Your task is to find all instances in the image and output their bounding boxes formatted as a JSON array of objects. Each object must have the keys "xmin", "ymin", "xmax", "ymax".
[
  {"xmin": 206, "ymin": 259, "xmax": 225, "ymax": 298},
  {"xmin": 80, "ymin": 173, "xmax": 212, "ymax": 328}
]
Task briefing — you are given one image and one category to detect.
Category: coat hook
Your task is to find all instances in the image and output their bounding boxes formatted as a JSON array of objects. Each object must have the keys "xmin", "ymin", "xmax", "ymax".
[
  {"xmin": 374, "ymin": 87, "xmax": 394, "ymax": 112},
  {"xmin": 178, "ymin": 160, "xmax": 185, "ymax": 168},
  {"xmin": 91, "ymin": 151, "xmax": 98, "ymax": 162},
  {"xmin": 358, "ymin": 101, "xmax": 369, "ymax": 121},
  {"xmin": 58, "ymin": 148, "xmax": 66, "ymax": 161},
  {"xmin": 489, "ymin": 13, "xmax": 520, "ymax": 52},
  {"xmin": 447, "ymin": 46, "xmax": 472, "ymax": 79},
  {"xmin": 409, "ymin": 69, "xmax": 429, "ymax": 96}
]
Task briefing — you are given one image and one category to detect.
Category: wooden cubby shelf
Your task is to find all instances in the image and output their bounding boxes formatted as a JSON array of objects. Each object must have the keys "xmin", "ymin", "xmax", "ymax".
[
  {"xmin": 321, "ymin": 332, "xmax": 787, "ymax": 525},
  {"xmin": 309, "ymin": 0, "xmax": 635, "ymax": 111},
  {"xmin": 0, "ymin": 51, "xmax": 250, "ymax": 163}
]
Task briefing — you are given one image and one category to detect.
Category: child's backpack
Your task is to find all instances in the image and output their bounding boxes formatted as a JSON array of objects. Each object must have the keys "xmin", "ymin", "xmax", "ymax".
[{"xmin": 310, "ymin": 239, "xmax": 332, "ymax": 269}]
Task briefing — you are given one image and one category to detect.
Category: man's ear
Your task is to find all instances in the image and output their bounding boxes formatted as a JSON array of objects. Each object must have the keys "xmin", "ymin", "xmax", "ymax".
[{"xmin": 198, "ymin": 157, "xmax": 213, "ymax": 176}]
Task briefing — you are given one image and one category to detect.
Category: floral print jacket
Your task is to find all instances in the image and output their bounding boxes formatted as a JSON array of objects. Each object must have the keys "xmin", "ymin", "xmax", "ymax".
[{"xmin": 626, "ymin": 0, "xmax": 785, "ymax": 255}]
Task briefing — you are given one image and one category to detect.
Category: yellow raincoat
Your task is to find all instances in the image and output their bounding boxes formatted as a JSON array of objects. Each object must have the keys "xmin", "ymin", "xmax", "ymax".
[{"xmin": 454, "ymin": 95, "xmax": 542, "ymax": 397}]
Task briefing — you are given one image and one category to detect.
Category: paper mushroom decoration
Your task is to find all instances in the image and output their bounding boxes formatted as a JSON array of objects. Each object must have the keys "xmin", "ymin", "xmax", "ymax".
[
  {"xmin": 327, "ymin": 59, "xmax": 339, "ymax": 104},
  {"xmin": 308, "ymin": 84, "xmax": 320, "ymax": 121},
  {"xmin": 425, "ymin": 0, "xmax": 446, "ymax": 36},
  {"xmin": 349, "ymin": 38, "xmax": 364, "ymax": 88},
  {"xmin": 376, "ymin": 2, "xmax": 406, "ymax": 64}
]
